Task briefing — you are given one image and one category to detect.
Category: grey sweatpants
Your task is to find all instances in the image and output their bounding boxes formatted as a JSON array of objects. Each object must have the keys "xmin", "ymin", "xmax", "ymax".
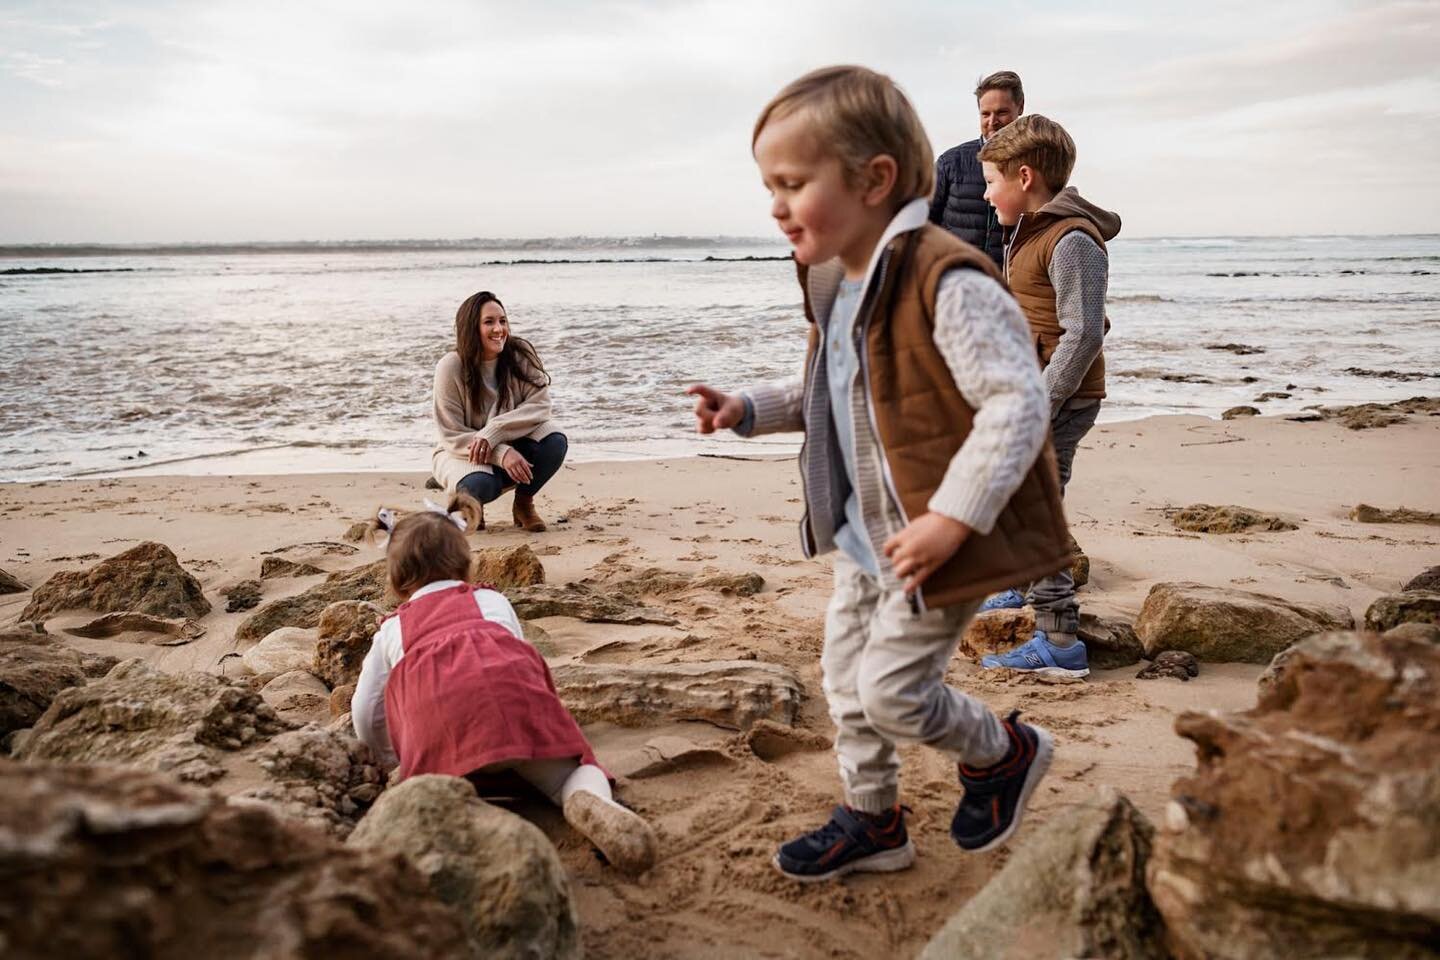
[
  {"xmin": 1028, "ymin": 398, "xmax": 1101, "ymax": 635},
  {"xmin": 822, "ymin": 551, "xmax": 1010, "ymax": 814}
]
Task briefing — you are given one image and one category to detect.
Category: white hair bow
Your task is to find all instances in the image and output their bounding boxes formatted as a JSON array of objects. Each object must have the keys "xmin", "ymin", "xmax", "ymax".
[
  {"xmin": 373, "ymin": 501, "xmax": 468, "ymax": 549},
  {"xmin": 423, "ymin": 499, "xmax": 469, "ymax": 532}
]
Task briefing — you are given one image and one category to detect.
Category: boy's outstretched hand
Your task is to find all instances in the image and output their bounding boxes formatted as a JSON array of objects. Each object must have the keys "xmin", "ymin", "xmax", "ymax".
[
  {"xmin": 685, "ymin": 384, "xmax": 747, "ymax": 434},
  {"xmin": 884, "ymin": 512, "xmax": 972, "ymax": 594}
]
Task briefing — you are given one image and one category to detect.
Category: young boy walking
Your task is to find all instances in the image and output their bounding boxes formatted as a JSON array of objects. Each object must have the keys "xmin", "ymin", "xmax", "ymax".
[
  {"xmin": 976, "ymin": 115, "xmax": 1121, "ymax": 679},
  {"xmin": 686, "ymin": 66, "xmax": 1074, "ymax": 882}
]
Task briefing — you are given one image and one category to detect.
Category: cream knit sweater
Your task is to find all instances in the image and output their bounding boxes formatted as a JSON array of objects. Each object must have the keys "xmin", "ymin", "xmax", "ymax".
[{"xmin": 430, "ymin": 350, "xmax": 561, "ymax": 493}]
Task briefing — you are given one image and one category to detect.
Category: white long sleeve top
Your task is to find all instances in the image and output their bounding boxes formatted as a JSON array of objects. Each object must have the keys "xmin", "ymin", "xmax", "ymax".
[{"xmin": 350, "ymin": 579, "xmax": 526, "ymax": 770}]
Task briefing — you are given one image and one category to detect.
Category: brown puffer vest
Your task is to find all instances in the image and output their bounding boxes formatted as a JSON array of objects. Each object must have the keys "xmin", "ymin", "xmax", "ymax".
[{"xmin": 798, "ymin": 223, "xmax": 1073, "ymax": 607}]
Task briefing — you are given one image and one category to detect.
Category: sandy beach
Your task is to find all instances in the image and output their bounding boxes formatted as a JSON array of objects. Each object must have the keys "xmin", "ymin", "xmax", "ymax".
[{"xmin": 3, "ymin": 410, "xmax": 1437, "ymax": 958}]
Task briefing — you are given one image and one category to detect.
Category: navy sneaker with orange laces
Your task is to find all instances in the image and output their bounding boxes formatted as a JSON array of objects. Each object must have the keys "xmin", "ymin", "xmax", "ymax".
[
  {"xmin": 773, "ymin": 804, "xmax": 915, "ymax": 882},
  {"xmin": 951, "ymin": 710, "xmax": 1054, "ymax": 852}
]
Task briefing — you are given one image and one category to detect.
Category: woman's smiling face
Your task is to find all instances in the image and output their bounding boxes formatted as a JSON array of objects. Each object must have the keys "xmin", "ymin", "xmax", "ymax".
[{"xmin": 479, "ymin": 300, "xmax": 509, "ymax": 360}]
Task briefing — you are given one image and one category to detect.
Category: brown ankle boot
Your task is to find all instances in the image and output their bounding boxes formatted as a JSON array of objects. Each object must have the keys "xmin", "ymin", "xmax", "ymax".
[{"xmin": 512, "ymin": 492, "xmax": 547, "ymax": 532}]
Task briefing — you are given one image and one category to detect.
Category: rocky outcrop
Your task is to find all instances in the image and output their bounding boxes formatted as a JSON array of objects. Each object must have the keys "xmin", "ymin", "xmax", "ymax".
[
  {"xmin": 608, "ymin": 734, "xmax": 736, "ymax": 778},
  {"xmin": 231, "ymin": 724, "xmax": 385, "ymax": 837},
  {"xmin": 261, "ymin": 556, "xmax": 327, "ymax": 579},
  {"xmin": 469, "ymin": 543, "xmax": 547, "ymax": 589},
  {"xmin": 0, "ymin": 567, "xmax": 27, "ymax": 593},
  {"xmin": 346, "ymin": 775, "xmax": 580, "ymax": 960},
  {"xmin": 235, "ymin": 559, "xmax": 390, "ymax": 643},
  {"xmin": 21, "ymin": 542, "xmax": 210, "ymax": 621},
  {"xmin": 313, "ymin": 599, "xmax": 383, "ymax": 688},
  {"xmin": 64, "ymin": 611, "xmax": 204, "ymax": 645},
  {"xmin": 261, "ymin": 669, "xmax": 331, "ymax": 722},
  {"xmin": 1136, "ymin": 650, "xmax": 1199, "ymax": 681},
  {"xmin": 1168, "ymin": 504, "xmax": 1298, "ymax": 534},
  {"xmin": 1149, "ymin": 629, "xmax": 1440, "ymax": 959},
  {"xmin": 0, "ymin": 638, "xmax": 88, "ymax": 736},
  {"xmin": 16, "ymin": 659, "xmax": 290, "ymax": 785},
  {"xmin": 920, "ymin": 789, "xmax": 1165, "ymax": 960},
  {"xmin": 1221, "ymin": 405, "xmax": 1260, "ymax": 419},
  {"xmin": 0, "ymin": 762, "xmax": 468, "ymax": 958},
  {"xmin": 510, "ymin": 583, "xmax": 678, "ymax": 625},
  {"xmin": 223, "ymin": 578, "xmax": 262, "ymax": 612},
  {"xmin": 1350, "ymin": 503, "xmax": 1440, "ymax": 525},
  {"xmin": 242, "ymin": 626, "xmax": 319, "ymax": 680},
  {"xmin": 1405, "ymin": 566, "xmax": 1440, "ymax": 592},
  {"xmin": 1316, "ymin": 395, "xmax": 1439, "ymax": 430},
  {"xmin": 961, "ymin": 608, "xmax": 1143, "ymax": 669},
  {"xmin": 1135, "ymin": 582, "xmax": 1354, "ymax": 663},
  {"xmin": 606, "ymin": 567, "xmax": 765, "ymax": 599},
  {"xmin": 330, "ymin": 682, "xmax": 356, "ymax": 718},
  {"xmin": 1069, "ymin": 537, "xmax": 1090, "ymax": 588},
  {"xmin": 551, "ymin": 660, "xmax": 802, "ymax": 730},
  {"xmin": 1364, "ymin": 591, "xmax": 1440, "ymax": 632}
]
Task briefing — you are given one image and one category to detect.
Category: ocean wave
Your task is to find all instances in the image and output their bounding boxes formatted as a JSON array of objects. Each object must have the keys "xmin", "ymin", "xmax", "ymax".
[{"xmin": 1110, "ymin": 294, "xmax": 1168, "ymax": 303}]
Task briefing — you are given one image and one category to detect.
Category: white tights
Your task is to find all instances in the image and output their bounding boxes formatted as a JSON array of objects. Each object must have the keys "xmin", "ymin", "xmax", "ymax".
[{"xmin": 491, "ymin": 757, "xmax": 613, "ymax": 807}]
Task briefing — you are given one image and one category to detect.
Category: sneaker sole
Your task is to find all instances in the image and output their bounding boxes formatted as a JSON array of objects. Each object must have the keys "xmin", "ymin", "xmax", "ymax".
[
  {"xmin": 967, "ymin": 726, "xmax": 1054, "ymax": 854},
  {"xmin": 772, "ymin": 839, "xmax": 916, "ymax": 884},
  {"xmin": 979, "ymin": 663, "xmax": 1090, "ymax": 680}
]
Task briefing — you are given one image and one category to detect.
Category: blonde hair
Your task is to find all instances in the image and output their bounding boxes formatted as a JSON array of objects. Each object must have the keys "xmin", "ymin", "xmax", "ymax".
[
  {"xmin": 752, "ymin": 65, "xmax": 934, "ymax": 206},
  {"xmin": 977, "ymin": 114, "xmax": 1075, "ymax": 191},
  {"xmin": 365, "ymin": 493, "xmax": 482, "ymax": 598},
  {"xmin": 973, "ymin": 70, "xmax": 1024, "ymax": 109}
]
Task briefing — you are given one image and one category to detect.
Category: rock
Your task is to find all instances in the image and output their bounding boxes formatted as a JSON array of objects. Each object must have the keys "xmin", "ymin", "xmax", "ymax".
[
  {"xmin": 243, "ymin": 626, "xmax": 319, "ymax": 680},
  {"xmin": 551, "ymin": 660, "xmax": 803, "ymax": 730},
  {"xmin": 1168, "ymin": 504, "xmax": 1299, "ymax": 534},
  {"xmin": 230, "ymin": 724, "xmax": 385, "ymax": 837},
  {"xmin": 223, "ymin": 577, "xmax": 262, "ymax": 611},
  {"xmin": 1135, "ymin": 582, "xmax": 1354, "ymax": 663},
  {"xmin": 1207, "ymin": 343, "xmax": 1265, "ymax": 355},
  {"xmin": 1222, "ymin": 405, "xmax": 1261, "ymax": 419},
  {"xmin": 1404, "ymin": 566, "xmax": 1440, "ymax": 592},
  {"xmin": 469, "ymin": 543, "xmax": 547, "ymax": 589},
  {"xmin": 1349, "ymin": 503, "xmax": 1440, "ymax": 525},
  {"xmin": 346, "ymin": 774, "xmax": 580, "ymax": 960},
  {"xmin": 343, "ymin": 520, "xmax": 370, "ymax": 542},
  {"xmin": 920, "ymin": 789, "xmax": 1165, "ymax": 960},
  {"xmin": 608, "ymin": 735, "xmax": 736, "ymax": 779},
  {"xmin": 1136, "ymin": 650, "xmax": 1199, "ymax": 681},
  {"xmin": 1364, "ymin": 591, "xmax": 1440, "ymax": 632},
  {"xmin": 261, "ymin": 556, "xmax": 327, "ymax": 579},
  {"xmin": 0, "ymin": 640, "xmax": 88, "ymax": 736},
  {"xmin": 330, "ymin": 682, "xmax": 356, "ymax": 718},
  {"xmin": 608, "ymin": 567, "xmax": 765, "ymax": 599},
  {"xmin": 1381, "ymin": 621, "xmax": 1440, "ymax": 644},
  {"xmin": 1148, "ymin": 630, "xmax": 1440, "ymax": 959},
  {"xmin": 960, "ymin": 608, "xmax": 1142, "ymax": 669},
  {"xmin": 21, "ymin": 541, "xmax": 210, "ymax": 621},
  {"xmin": 235, "ymin": 559, "xmax": 390, "ymax": 643},
  {"xmin": 313, "ymin": 599, "xmax": 384, "ymax": 687},
  {"xmin": 1069, "ymin": 538, "xmax": 1090, "ymax": 588},
  {"xmin": 0, "ymin": 567, "xmax": 27, "ymax": 593},
  {"xmin": 15, "ymin": 659, "xmax": 291, "ymax": 785},
  {"xmin": 64, "ymin": 611, "xmax": 205, "ymax": 645},
  {"xmin": 694, "ymin": 571, "xmax": 765, "ymax": 597},
  {"xmin": 509, "ymin": 583, "xmax": 678, "ymax": 625},
  {"xmin": 0, "ymin": 762, "xmax": 468, "ymax": 958},
  {"xmin": 1318, "ymin": 395, "xmax": 1440, "ymax": 430},
  {"xmin": 261, "ymin": 670, "xmax": 331, "ymax": 722}
]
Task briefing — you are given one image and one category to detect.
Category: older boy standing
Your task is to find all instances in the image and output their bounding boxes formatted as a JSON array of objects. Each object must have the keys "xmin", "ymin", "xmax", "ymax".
[
  {"xmin": 976, "ymin": 115, "xmax": 1121, "ymax": 679},
  {"xmin": 929, "ymin": 70, "xmax": 1025, "ymax": 268}
]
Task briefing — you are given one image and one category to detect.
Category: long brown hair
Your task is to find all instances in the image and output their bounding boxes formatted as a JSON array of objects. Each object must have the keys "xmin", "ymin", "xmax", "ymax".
[
  {"xmin": 454, "ymin": 291, "xmax": 550, "ymax": 414},
  {"xmin": 364, "ymin": 493, "xmax": 484, "ymax": 599}
]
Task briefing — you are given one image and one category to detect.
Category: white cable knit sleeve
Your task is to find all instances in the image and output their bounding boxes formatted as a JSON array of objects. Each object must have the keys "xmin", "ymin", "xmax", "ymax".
[{"xmin": 927, "ymin": 269, "xmax": 1051, "ymax": 534}]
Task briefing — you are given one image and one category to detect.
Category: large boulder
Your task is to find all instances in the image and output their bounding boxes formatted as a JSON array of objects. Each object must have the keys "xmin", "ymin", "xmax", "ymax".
[
  {"xmin": 919, "ymin": 789, "xmax": 1166, "ymax": 960},
  {"xmin": 0, "ymin": 761, "xmax": 468, "ymax": 958},
  {"xmin": 1135, "ymin": 582, "xmax": 1354, "ymax": 663},
  {"xmin": 21, "ymin": 541, "xmax": 210, "ymax": 621},
  {"xmin": 0, "ymin": 638, "xmax": 88, "ymax": 736},
  {"xmin": 346, "ymin": 774, "xmax": 580, "ymax": 960},
  {"xmin": 313, "ymin": 599, "xmax": 384, "ymax": 688},
  {"xmin": 242, "ymin": 626, "xmax": 319, "ymax": 680},
  {"xmin": 1364, "ymin": 591, "xmax": 1440, "ymax": 632},
  {"xmin": 551, "ymin": 660, "xmax": 802, "ymax": 730},
  {"xmin": 15, "ymin": 659, "xmax": 291, "ymax": 785},
  {"xmin": 235, "ymin": 559, "xmax": 389, "ymax": 643},
  {"xmin": 960, "ymin": 608, "xmax": 1143, "ymax": 669},
  {"xmin": 230, "ymin": 724, "xmax": 385, "ymax": 837},
  {"xmin": 469, "ymin": 543, "xmax": 547, "ymax": 589},
  {"xmin": 1148, "ymin": 630, "xmax": 1440, "ymax": 959}
]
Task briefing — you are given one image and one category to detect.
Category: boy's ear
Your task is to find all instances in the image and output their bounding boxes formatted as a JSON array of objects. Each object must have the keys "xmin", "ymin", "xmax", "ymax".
[
  {"xmin": 861, "ymin": 154, "xmax": 899, "ymax": 208},
  {"xmin": 1017, "ymin": 164, "xmax": 1036, "ymax": 192}
]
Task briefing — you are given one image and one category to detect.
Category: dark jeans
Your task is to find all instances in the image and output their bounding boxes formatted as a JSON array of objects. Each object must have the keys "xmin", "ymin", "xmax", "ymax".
[
  {"xmin": 1027, "ymin": 400, "xmax": 1100, "ymax": 636},
  {"xmin": 457, "ymin": 432, "xmax": 568, "ymax": 505}
]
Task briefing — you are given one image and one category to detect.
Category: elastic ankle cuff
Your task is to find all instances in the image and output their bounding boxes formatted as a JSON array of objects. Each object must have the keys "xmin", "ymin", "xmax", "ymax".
[
  {"xmin": 1046, "ymin": 631, "xmax": 1078, "ymax": 648},
  {"xmin": 845, "ymin": 789, "xmax": 898, "ymax": 814}
]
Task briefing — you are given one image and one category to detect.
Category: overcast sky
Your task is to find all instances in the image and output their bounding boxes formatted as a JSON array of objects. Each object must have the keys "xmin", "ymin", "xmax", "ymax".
[{"xmin": 2, "ymin": 0, "xmax": 1437, "ymax": 242}]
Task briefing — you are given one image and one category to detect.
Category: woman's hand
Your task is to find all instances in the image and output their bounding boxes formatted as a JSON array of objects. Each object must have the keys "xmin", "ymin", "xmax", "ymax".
[
  {"xmin": 468, "ymin": 436, "xmax": 491, "ymax": 465},
  {"xmin": 500, "ymin": 447, "xmax": 534, "ymax": 484},
  {"xmin": 883, "ymin": 512, "xmax": 972, "ymax": 595},
  {"xmin": 685, "ymin": 384, "xmax": 747, "ymax": 434}
]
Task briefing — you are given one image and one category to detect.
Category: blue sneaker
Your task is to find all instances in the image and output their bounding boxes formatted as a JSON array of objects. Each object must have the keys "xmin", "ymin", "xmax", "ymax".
[
  {"xmin": 979, "ymin": 589, "xmax": 1026, "ymax": 612},
  {"xmin": 980, "ymin": 630, "xmax": 1090, "ymax": 679},
  {"xmin": 773, "ymin": 805, "xmax": 915, "ymax": 882}
]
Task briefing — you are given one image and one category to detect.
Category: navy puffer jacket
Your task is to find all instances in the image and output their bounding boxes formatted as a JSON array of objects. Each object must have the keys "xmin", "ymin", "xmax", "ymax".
[{"xmin": 929, "ymin": 138, "xmax": 1004, "ymax": 268}]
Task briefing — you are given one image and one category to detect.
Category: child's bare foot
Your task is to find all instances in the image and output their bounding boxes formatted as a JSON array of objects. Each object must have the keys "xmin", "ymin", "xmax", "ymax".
[{"xmin": 563, "ymin": 790, "xmax": 657, "ymax": 875}]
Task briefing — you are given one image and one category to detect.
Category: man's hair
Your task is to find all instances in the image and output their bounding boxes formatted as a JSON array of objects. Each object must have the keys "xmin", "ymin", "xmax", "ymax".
[
  {"xmin": 973, "ymin": 70, "xmax": 1024, "ymax": 109},
  {"xmin": 752, "ymin": 65, "xmax": 934, "ymax": 206},
  {"xmin": 977, "ymin": 114, "xmax": 1075, "ymax": 191}
]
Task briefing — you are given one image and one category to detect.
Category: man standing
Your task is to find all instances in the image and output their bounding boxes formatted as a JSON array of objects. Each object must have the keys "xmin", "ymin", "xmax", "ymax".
[{"xmin": 929, "ymin": 71, "xmax": 1024, "ymax": 267}]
